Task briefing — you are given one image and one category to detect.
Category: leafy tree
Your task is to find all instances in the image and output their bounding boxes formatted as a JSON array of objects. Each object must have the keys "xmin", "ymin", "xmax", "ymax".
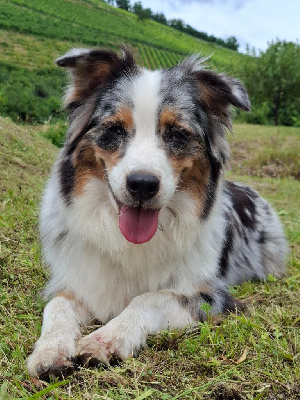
[
  {"xmin": 116, "ymin": 0, "xmax": 130, "ymax": 11},
  {"xmin": 225, "ymin": 36, "xmax": 239, "ymax": 51},
  {"xmin": 132, "ymin": 2, "xmax": 152, "ymax": 21},
  {"xmin": 241, "ymin": 40, "xmax": 300, "ymax": 126},
  {"xmin": 168, "ymin": 18, "xmax": 185, "ymax": 31},
  {"xmin": 152, "ymin": 12, "xmax": 167, "ymax": 25}
]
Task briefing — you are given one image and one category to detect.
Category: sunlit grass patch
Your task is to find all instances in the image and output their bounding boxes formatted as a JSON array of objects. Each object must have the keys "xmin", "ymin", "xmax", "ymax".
[{"xmin": 229, "ymin": 124, "xmax": 300, "ymax": 180}]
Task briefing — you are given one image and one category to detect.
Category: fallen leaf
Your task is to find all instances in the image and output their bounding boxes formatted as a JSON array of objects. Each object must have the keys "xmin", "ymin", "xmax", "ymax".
[{"xmin": 236, "ymin": 347, "xmax": 248, "ymax": 364}]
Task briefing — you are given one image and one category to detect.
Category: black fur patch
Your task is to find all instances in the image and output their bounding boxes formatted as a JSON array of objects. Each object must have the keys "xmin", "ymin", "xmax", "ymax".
[
  {"xmin": 178, "ymin": 292, "xmax": 214, "ymax": 322},
  {"xmin": 201, "ymin": 134, "xmax": 222, "ymax": 219},
  {"xmin": 218, "ymin": 220, "xmax": 234, "ymax": 277},
  {"xmin": 221, "ymin": 291, "xmax": 246, "ymax": 313},
  {"xmin": 96, "ymin": 123, "xmax": 129, "ymax": 152},
  {"xmin": 66, "ymin": 115, "xmax": 101, "ymax": 157},
  {"xmin": 257, "ymin": 230, "xmax": 266, "ymax": 244},
  {"xmin": 226, "ymin": 181, "xmax": 257, "ymax": 230},
  {"xmin": 201, "ymin": 293, "xmax": 214, "ymax": 305},
  {"xmin": 54, "ymin": 230, "xmax": 68, "ymax": 247},
  {"xmin": 60, "ymin": 156, "xmax": 75, "ymax": 204},
  {"xmin": 67, "ymin": 101, "xmax": 83, "ymax": 122}
]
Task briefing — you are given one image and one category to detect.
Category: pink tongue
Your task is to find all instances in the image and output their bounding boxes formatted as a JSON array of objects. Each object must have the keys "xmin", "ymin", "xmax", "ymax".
[{"xmin": 119, "ymin": 205, "xmax": 159, "ymax": 244}]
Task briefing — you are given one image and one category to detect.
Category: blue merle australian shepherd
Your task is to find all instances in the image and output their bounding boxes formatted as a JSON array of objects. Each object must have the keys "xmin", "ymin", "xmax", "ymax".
[{"xmin": 27, "ymin": 48, "xmax": 288, "ymax": 379}]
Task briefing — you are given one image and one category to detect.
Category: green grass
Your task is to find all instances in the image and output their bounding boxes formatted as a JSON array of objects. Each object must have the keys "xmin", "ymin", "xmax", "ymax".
[
  {"xmin": 229, "ymin": 124, "xmax": 300, "ymax": 180},
  {"xmin": 0, "ymin": 118, "xmax": 299, "ymax": 398},
  {"xmin": 0, "ymin": 0, "xmax": 249, "ymax": 124},
  {"xmin": 1, "ymin": 0, "xmax": 242, "ymax": 69}
]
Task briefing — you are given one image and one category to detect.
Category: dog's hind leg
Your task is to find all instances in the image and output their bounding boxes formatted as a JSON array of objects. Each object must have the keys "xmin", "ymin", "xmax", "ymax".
[{"xmin": 27, "ymin": 292, "xmax": 91, "ymax": 380}]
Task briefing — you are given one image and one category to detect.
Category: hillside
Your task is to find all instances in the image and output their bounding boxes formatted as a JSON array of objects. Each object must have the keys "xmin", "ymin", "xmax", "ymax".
[
  {"xmin": 0, "ymin": 0, "xmax": 243, "ymax": 69},
  {"xmin": 0, "ymin": 117, "xmax": 299, "ymax": 398},
  {"xmin": 0, "ymin": 0, "xmax": 249, "ymax": 123}
]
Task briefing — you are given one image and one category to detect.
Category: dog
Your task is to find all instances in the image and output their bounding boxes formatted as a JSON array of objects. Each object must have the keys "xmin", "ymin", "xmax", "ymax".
[{"xmin": 27, "ymin": 47, "xmax": 288, "ymax": 379}]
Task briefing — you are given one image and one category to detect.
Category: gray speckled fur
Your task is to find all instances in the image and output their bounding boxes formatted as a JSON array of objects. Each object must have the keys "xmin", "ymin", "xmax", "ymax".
[{"xmin": 221, "ymin": 181, "xmax": 288, "ymax": 285}]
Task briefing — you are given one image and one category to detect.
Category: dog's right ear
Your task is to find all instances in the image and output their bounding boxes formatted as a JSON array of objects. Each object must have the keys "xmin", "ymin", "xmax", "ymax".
[{"xmin": 55, "ymin": 48, "xmax": 135, "ymax": 106}]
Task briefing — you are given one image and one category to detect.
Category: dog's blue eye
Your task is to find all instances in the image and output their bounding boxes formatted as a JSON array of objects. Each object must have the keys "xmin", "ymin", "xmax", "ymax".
[{"xmin": 97, "ymin": 124, "xmax": 127, "ymax": 151}]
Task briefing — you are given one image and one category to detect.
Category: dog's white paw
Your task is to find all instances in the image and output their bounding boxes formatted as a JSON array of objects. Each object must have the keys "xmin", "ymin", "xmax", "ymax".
[
  {"xmin": 76, "ymin": 323, "xmax": 145, "ymax": 366},
  {"xmin": 27, "ymin": 336, "xmax": 76, "ymax": 380}
]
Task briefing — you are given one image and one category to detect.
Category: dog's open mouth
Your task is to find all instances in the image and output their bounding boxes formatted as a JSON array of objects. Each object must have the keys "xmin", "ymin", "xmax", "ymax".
[{"xmin": 118, "ymin": 204, "xmax": 159, "ymax": 244}]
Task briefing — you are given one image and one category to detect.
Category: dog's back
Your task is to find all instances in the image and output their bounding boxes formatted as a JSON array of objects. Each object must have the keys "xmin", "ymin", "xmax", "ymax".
[{"xmin": 221, "ymin": 181, "xmax": 287, "ymax": 285}]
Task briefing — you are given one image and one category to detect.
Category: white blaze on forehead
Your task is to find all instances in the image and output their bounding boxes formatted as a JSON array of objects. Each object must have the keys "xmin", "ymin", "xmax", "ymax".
[
  {"xmin": 108, "ymin": 68, "xmax": 176, "ymax": 206},
  {"xmin": 131, "ymin": 69, "xmax": 162, "ymax": 138}
]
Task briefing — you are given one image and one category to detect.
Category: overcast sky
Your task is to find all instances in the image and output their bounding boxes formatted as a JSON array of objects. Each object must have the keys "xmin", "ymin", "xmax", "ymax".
[{"xmin": 139, "ymin": 0, "xmax": 299, "ymax": 53}]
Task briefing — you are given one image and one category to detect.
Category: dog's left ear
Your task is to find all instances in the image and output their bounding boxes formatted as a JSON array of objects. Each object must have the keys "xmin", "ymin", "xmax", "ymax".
[
  {"xmin": 194, "ymin": 69, "xmax": 250, "ymax": 128},
  {"xmin": 55, "ymin": 47, "xmax": 135, "ymax": 106}
]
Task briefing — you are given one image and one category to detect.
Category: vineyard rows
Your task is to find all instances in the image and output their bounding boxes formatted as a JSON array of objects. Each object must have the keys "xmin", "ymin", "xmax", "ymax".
[
  {"xmin": 1, "ymin": 0, "xmax": 242, "ymax": 71},
  {"xmin": 0, "ymin": 0, "xmax": 247, "ymax": 123}
]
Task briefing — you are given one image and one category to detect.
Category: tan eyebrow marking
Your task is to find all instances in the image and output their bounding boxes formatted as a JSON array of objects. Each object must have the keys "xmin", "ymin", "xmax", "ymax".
[
  {"xmin": 102, "ymin": 107, "xmax": 134, "ymax": 132},
  {"xmin": 159, "ymin": 108, "xmax": 192, "ymax": 133}
]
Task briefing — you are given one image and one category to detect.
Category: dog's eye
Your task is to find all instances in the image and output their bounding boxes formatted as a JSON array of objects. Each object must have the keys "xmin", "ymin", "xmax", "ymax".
[
  {"xmin": 164, "ymin": 126, "xmax": 190, "ymax": 151},
  {"xmin": 97, "ymin": 124, "xmax": 127, "ymax": 151}
]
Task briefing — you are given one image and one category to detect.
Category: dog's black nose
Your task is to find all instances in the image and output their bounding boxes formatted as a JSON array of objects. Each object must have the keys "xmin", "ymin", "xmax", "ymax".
[{"xmin": 126, "ymin": 174, "xmax": 160, "ymax": 201}]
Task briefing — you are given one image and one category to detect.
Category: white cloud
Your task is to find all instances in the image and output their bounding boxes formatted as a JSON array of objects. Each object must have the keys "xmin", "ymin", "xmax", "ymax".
[{"xmin": 165, "ymin": 0, "xmax": 253, "ymax": 11}]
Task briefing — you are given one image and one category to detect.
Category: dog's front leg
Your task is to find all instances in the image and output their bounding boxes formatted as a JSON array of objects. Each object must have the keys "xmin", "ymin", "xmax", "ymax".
[
  {"xmin": 27, "ymin": 292, "xmax": 91, "ymax": 379},
  {"xmin": 76, "ymin": 290, "xmax": 199, "ymax": 366}
]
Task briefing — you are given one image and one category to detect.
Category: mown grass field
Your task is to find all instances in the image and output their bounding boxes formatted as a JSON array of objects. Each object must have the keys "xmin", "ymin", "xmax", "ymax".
[{"xmin": 0, "ymin": 117, "xmax": 299, "ymax": 399}]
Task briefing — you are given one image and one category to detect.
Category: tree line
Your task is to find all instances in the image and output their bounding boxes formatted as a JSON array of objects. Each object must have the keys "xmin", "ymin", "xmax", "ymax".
[
  {"xmin": 103, "ymin": 0, "xmax": 239, "ymax": 51},
  {"xmin": 238, "ymin": 40, "xmax": 300, "ymax": 127}
]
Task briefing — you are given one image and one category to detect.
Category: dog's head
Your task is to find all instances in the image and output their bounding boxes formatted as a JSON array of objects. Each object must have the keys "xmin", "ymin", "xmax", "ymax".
[{"xmin": 56, "ymin": 48, "xmax": 250, "ymax": 244}]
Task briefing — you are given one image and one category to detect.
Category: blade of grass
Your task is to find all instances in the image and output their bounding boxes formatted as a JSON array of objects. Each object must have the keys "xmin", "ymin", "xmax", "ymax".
[
  {"xmin": 28, "ymin": 380, "xmax": 69, "ymax": 399},
  {"xmin": 173, "ymin": 358, "xmax": 260, "ymax": 399}
]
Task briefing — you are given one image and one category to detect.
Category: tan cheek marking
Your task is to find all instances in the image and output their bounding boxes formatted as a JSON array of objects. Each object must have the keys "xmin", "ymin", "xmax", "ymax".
[
  {"xmin": 72, "ymin": 144, "xmax": 106, "ymax": 196},
  {"xmin": 169, "ymin": 157, "xmax": 194, "ymax": 180},
  {"xmin": 171, "ymin": 155, "xmax": 210, "ymax": 216},
  {"xmin": 72, "ymin": 143, "xmax": 122, "ymax": 196},
  {"xmin": 93, "ymin": 146, "xmax": 121, "ymax": 172}
]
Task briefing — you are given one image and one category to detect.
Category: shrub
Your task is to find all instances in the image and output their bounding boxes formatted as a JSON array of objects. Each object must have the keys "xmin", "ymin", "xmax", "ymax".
[{"xmin": 0, "ymin": 63, "xmax": 66, "ymax": 123}]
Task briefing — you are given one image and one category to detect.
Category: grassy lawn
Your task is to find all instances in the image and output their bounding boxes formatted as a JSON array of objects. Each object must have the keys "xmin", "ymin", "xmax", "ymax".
[{"xmin": 0, "ymin": 118, "xmax": 299, "ymax": 399}]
